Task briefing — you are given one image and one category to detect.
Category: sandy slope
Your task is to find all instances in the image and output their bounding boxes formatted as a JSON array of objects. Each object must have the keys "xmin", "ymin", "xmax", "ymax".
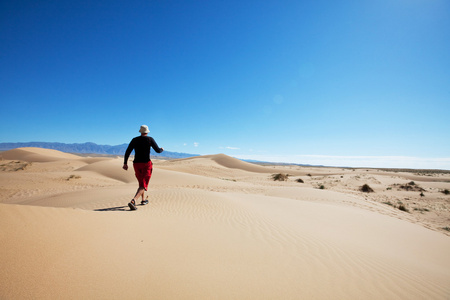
[{"xmin": 1, "ymin": 147, "xmax": 449, "ymax": 299}]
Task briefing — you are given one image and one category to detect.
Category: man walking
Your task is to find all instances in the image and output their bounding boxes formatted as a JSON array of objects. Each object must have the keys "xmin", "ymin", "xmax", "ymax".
[{"xmin": 123, "ymin": 125, "xmax": 164, "ymax": 210}]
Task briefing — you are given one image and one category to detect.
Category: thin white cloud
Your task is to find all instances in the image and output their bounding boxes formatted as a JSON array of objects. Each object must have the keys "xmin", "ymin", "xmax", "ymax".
[
  {"xmin": 194, "ymin": 142, "xmax": 199, "ymax": 147},
  {"xmin": 226, "ymin": 146, "xmax": 240, "ymax": 150}
]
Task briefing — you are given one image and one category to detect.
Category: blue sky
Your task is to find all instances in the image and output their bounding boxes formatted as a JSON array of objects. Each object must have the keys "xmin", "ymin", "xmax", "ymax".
[{"xmin": 1, "ymin": 0, "xmax": 449, "ymax": 169}]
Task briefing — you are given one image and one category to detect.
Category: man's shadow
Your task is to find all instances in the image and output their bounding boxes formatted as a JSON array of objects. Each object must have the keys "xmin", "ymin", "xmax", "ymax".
[{"xmin": 94, "ymin": 205, "xmax": 129, "ymax": 212}]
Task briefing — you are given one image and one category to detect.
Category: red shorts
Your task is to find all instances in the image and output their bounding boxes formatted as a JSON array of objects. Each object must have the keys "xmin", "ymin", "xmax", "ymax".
[{"xmin": 133, "ymin": 161, "xmax": 153, "ymax": 191}]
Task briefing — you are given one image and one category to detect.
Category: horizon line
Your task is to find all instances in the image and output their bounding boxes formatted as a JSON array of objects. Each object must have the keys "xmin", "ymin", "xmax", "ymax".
[{"xmin": 1, "ymin": 142, "xmax": 449, "ymax": 170}]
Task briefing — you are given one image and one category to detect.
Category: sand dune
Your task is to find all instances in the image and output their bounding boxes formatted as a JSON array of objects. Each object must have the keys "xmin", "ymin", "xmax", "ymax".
[
  {"xmin": 0, "ymin": 147, "xmax": 81, "ymax": 162},
  {"xmin": 76, "ymin": 158, "xmax": 136, "ymax": 184},
  {"xmin": 200, "ymin": 153, "xmax": 276, "ymax": 173},
  {"xmin": 1, "ymin": 147, "xmax": 449, "ymax": 299}
]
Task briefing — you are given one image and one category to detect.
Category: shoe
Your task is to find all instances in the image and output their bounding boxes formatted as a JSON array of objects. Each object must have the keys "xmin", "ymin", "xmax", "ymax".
[
  {"xmin": 128, "ymin": 200, "xmax": 137, "ymax": 211},
  {"xmin": 141, "ymin": 200, "xmax": 149, "ymax": 205}
]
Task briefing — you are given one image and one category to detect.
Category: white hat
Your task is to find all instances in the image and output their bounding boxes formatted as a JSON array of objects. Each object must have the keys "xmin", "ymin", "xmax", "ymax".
[{"xmin": 139, "ymin": 125, "xmax": 150, "ymax": 134}]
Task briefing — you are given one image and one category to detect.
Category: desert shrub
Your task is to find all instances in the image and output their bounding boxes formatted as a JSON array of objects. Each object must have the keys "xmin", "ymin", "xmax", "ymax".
[
  {"xmin": 399, "ymin": 184, "xmax": 413, "ymax": 191},
  {"xmin": 420, "ymin": 192, "xmax": 425, "ymax": 197},
  {"xmin": 398, "ymin": 204, "xmax": 409, "ymax": 212},
  {"xmin": 441, "ymin": 189, "xmax": 450, "ymax": 195},
  {"xmin": 272, "ymin": 173, "xmax": 289, "ymax": 181},
  {"xmin": 319, "ymin": 185, "xmax": 325, "ymax": 190},
  {"xmin": 443, "ymin": 227, "xmax": 450, "ymax": 232},
  {"xmin": 394, "ymin": 183, "xmax": 425, "ymax": 192},
  {"xmin": 414, "ymin": 207, "xmax": 430, "ymax": 212},
  {"xmin": 0, "ymin": 161, "xmax": 31, "ymax": 172},
  {"xmin": 383, "ymin": 201, "xmax": 393, "ymax": 206},
  {"xmin": 360, "ymin": 184, "xmax": 374, "ymax": 193},
  {"xmin": 296, "ymin": 178, "xmax": 304, "ymax": 183},
  {"xmin": 220, "ymin": 178, "xmax": 237, "ymax": 182},
  {"xmin": 67, "ymin": 175, "xmax": 81, "ymax": 180}
]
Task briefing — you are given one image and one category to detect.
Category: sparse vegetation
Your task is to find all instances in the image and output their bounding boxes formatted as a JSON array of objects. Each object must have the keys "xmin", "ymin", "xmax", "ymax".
[
  {"xmin": 443, "ymin": 227, "xmax": 450, "ymax": 232},
  {"xmin": 441, "ymin": 189, "xmax": 450, "ymax": 195},
  {"xmin": 272, "ymin": 173, "xmax": 289, "ymax": 181},
  {"xmin": 0, "ymin": 160, "xmax": 31, "ymax": 172},
  {"xmin": 383, "ymin": 201, "xmax": 411, "ymax": 213},
  {"xmin": 67, "ymin": 175, "xmax": 81, "ymax": 180},
  {"xmin": 420, "ymin": 192, "xmax": 425, "ymax": 197},
  {"xmin": 296, "ymin": 178, "xmax": 304, "ymax": 183},
  {"xmin": 360, "ymin": 184, "xmax": 374, "ymax": 193},
  {"xmin": 220, "ymin": 178, "xmax": 237, "ymax": 182},
  {"xmin": 378, "ymin": 168, "xmax": 450, "ymax": 175},
  {"xmin": 319, "ymin": 185, "xmax": 325, "ymax": 190},
  {"xmin": 414, "ymin": 207, "xmax": 430, "ymax": 213},
  {"xmin": 393, "ymin": 182, "xmax": 425, "ymax": 192},
  {"xmin": 398, "ymin": 204, "xmax": 409, "ymax": 213}
]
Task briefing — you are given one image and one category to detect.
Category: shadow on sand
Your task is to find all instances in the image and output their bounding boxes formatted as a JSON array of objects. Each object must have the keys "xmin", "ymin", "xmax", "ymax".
[{"xmin": 94, "ymin": 205, "xmax": 130, "ymax": 212}]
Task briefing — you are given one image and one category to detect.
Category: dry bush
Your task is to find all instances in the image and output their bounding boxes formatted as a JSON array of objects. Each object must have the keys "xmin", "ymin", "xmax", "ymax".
[
  {"xmin": 383, "ymin": 201, "xmax": 410, "ymax": 213},
  {"xmin": 0, "ymin": 161, "xmax": 31, "ymax": 172},
  {"xmin": 393, "ymin": 182, "xmax": 425, "ymax": 192},
  {"xmin": 272, "ymin": 173, "xmax": 289, "ymax": 181},
  {"xmin": 296, "ymin": 178, "xmax": 304, "ymax": 183},
  {"xmin": 67, "ymin": 175, "xmax": 81, "ymax": 180},
  {"xmin": 398, "ymin": 204, "xmax": 409, "ymax": 212},
  {"xmin": 360, "ymin": 184, "xmax": 374, "ymax": 193},
  {"xmin": 414, "ymin": 207, "xmax": 430, "ymax": 213}
]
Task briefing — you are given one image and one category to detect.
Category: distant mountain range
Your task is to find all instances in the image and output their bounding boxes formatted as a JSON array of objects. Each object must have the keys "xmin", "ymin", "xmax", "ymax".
[{"xmin": 0, "ymin": 142, "xmax": 198, "ymax": 159}]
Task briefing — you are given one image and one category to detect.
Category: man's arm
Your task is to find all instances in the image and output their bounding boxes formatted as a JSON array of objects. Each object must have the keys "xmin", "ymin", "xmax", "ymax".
[
  {"xmin": 123, "ymin": 139, "xmax": 135, "ymax": 170},
  {"xmin": 150, "ymin": 137, "xmax": 164, "ymax": 153}
]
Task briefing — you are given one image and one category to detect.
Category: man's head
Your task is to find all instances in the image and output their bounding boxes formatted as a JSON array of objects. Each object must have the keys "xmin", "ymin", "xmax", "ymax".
[{"xmin": 139, "ymin": 125, "xmax": 150, "ymax": 135}]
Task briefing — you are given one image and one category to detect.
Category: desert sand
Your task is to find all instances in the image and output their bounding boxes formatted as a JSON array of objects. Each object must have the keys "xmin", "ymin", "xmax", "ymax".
[{"xmin": 1, "ymin": 147, "xmax": 449, "ymax": 299}]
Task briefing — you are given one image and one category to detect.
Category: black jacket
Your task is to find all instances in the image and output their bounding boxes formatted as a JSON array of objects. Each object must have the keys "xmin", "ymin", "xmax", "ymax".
[{"xmin": 124, "ymin": 136, "xmax": 163, "ymax": 164}]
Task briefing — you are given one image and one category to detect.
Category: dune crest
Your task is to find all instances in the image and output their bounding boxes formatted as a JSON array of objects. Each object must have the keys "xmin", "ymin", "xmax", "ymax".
[
  {"xmin": 1, "ymin": 147, "xmax": 81, "ymax": 162},
  {"xmin": 203, "ymin": 153, "xmax": 274, "ymax": 172},
  {"xmin": 164, "ymin": 153, "xmax": 291, "ymax": 176}
]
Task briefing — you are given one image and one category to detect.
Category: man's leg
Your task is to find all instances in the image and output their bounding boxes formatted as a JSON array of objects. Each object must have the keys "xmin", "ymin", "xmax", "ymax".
[
  {"xmin": 129, "ymin": 186, "xmax": 144, "ymax": 210},
  {"xmin": 138, "ymin": 162, "xmax": 151, "ymax": 203},
  {"xmin": 133, "ymin": 187, "xmax": 146, "ymax": 202},
  {"xmin": 129, "ymin": 162, "xmax": 151, "ymax": 210},
  {"xmin": 142, "ymin": 162, "xmax": 152, "ymax": 203},
  {"xmin": 130, "ymin": 163, "xmax": 145, "ymax": 209}
]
